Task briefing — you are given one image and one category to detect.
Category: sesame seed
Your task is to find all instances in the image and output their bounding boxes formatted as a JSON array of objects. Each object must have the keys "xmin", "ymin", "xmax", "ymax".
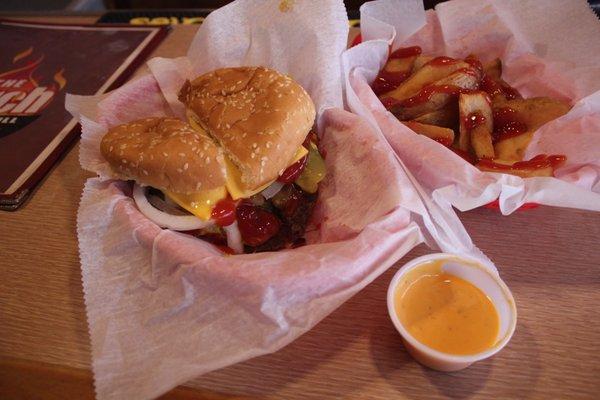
[
  {"xmin": 143, "ymin": 170, "xmax": 149, "ymax": 175},
  {"xmin": 183, "ymin": 163, "xmax": 189, "ymax": 170},
  {"xmin": 177, "ymin": 168, "xmax": 183, "ymax": 173},
  {"xmin": 163, "ymin": 152, "xmax": 168, "ymax": 157},
  {"xmin": 179, "ymin": 153, "xmax": 185, "ymax": 157}
]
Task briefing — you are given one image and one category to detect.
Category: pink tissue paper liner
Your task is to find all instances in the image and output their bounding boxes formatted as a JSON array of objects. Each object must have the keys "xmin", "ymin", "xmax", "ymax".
[{"xmin": 345, "ymin": 0, "xmax": 600, "ymax": 214}]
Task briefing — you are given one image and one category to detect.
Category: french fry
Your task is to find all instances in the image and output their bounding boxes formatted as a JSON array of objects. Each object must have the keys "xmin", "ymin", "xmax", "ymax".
[
  {"xmin": 494, "ymin": 131, "xmax": 533, "ymax": 161},
  {"xmin": 484, "ymin": 76, "xmax": 522, "ymax": 104},
  {"xmin": 434, "ymin": 66, "xmax": 482, "ymax": 87},
  {"xmin": 403, "ymin": 121, "xmax": 455, "ymax": 146},
  {"xmin": 477, "ymin": 162, "xmax": 553, "ymax": 177},
  {"xmin": 373, "ymin": 55, "xmax": 419, "ymax": 96},
  {"xmin": 496, "ymin": 97, "xmax": 571, "ymax": 132},
  {"xmin": 413, "ymin": 103, "xmax": 458, "ymax": 128},
  {"xmin": 392, "ymin": 67, "xmax": 481, "ymax": 121},
  {"xmin": 493, "ymin": 97, "xmax": 571, "ymax": 161},
  {"xmin": 458, "ymin": 91, "xmax": 494, "ymax": 158},
  {"xmin": 380, "ymin": 59, "xmax": 471, "ymax": 102},
  {"xmin": 504, "ymin": 166, "xmax": 553, "ymax": 178},
  {"xmin": 471, "ymin": 125, "xmax": 495, "ymax": 159},
  {"xmin": 483, "ymin": 58, "xmax": 502, "ymax": 80},
  {"xmin": 392, "ymin": 91, "xmax": 454, "ymax": 120},
  {"xmin": 384, "ymin": 55, "xmax": 417, "ymax": 74},
  {"xmin": 476, "ymin": 158, "xmax": 555, "ymax": 178},
  {"xmin": 412, "ymin": 55, "xmax": 434, "ymax": 72}
]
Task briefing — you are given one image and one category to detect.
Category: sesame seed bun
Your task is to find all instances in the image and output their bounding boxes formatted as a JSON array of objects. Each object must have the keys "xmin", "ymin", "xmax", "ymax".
[
  {"xmin": 178, "ymin": 66, "xmax": 316, "ymax": 190},
  {"xmin": 100, "ymin": 117, "xmax": 226, "ymax": 194}
]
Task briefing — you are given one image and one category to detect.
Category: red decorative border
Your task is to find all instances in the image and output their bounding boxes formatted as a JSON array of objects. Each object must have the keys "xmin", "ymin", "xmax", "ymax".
[{"xmin": 483, "ymin": 199, "xmax": 539, "ymax": 211}]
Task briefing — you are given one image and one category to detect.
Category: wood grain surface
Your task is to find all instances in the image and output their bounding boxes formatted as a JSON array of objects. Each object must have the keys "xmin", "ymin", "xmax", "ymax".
[{"xmin": 1, "ymin": 20, "xmax": 600, "ymax": 400}]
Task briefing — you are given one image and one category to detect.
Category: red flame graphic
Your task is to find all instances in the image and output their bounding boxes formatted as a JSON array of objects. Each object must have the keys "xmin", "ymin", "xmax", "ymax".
[
  {"xmin": 1, "ymin": 48, "xmax": 68, "ymax": 116},
  {"xmin": 2, "ymin": 48, "xmax": 67, "ymax": 92}
]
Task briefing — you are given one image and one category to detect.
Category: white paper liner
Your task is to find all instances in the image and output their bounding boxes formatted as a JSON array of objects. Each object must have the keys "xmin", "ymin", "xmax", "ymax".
[
  {"xmin": 344, "ymin": 0, "xmax": 600, "ymax": 214},
  {"xmin": 77, "ymin": 109, "xmax": 427, "ymax": 399}
]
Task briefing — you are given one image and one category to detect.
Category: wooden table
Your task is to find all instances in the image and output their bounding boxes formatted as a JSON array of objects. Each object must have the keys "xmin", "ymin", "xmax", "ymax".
[{"xmin": 1, "ymin": 18, "xmax": 600, "ymax": 400}]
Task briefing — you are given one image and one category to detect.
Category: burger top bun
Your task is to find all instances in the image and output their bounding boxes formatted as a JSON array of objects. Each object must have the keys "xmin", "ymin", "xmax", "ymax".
[
  {"xmin": 100, "ymin": 117, "xmax": 226, "ymax": 194},
  {"xmin": 179, "ymin": 66, "xmax": 316, "ymax": 190}
]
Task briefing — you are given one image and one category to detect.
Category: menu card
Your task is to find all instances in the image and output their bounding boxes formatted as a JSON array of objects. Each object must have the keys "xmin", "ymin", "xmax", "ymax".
[{"xmin": 0, "ymin": 20, "xmax": 167, "ymax": 210}]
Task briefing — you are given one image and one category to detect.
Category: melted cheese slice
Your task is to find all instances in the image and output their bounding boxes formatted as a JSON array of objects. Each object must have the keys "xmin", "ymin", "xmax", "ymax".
[
  {"xmin": 183, "ymin": 112, "xmax": 309, "ymax": 209},
  {"xmin": 163, "ymin": 146, "xmax": 308, "ymax": 218},
  {"xmin": 294, "ymin": 142, "xmax": 326, "ymax": 194},
  {"xmin": 291, "ymin": 145, "xmax": 309, "ymax": 166},
  {"xmin": 165, "ymin": 186, "xmax": 227, "ymax": 221},
  {"xmin": 225, "ymin": 146, "xmax": 308, "ymax": 200}
]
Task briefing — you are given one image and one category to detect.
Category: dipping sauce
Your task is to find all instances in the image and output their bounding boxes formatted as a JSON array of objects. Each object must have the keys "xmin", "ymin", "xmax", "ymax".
[{"xmin": 394, "ymin": 260, "xmax": 500, "ymax": 355}]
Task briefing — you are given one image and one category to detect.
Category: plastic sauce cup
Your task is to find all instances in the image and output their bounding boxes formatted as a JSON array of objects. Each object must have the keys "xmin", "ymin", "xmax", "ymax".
[{"xmin": 387, "ymin": 253, "xmax": 517, "ymax": 372}]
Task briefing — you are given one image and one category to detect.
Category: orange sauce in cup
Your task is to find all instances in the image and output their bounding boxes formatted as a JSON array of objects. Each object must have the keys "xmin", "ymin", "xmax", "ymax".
[{"xmin": 394, "ymin": 260, "xmax": 500, "ymax": 355}]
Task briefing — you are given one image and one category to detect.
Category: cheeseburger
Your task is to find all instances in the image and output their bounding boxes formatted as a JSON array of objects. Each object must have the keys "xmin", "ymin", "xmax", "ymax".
[{"xmin": 100, "ymin": 67, "xmax": 325, "ymax": 254}]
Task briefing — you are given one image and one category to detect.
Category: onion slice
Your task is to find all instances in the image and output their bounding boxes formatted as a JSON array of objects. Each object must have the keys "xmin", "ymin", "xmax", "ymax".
[
  {"xmin": 224, "ymin": 221, "xmax": 244, "ymax": 254},
  {"xmin": 132, "ymin": 184, "xmax": 213, "ymax": 231},
  {"xmin": 261, "ymin": 181, "xmax": 284, "ymax": 199}
]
